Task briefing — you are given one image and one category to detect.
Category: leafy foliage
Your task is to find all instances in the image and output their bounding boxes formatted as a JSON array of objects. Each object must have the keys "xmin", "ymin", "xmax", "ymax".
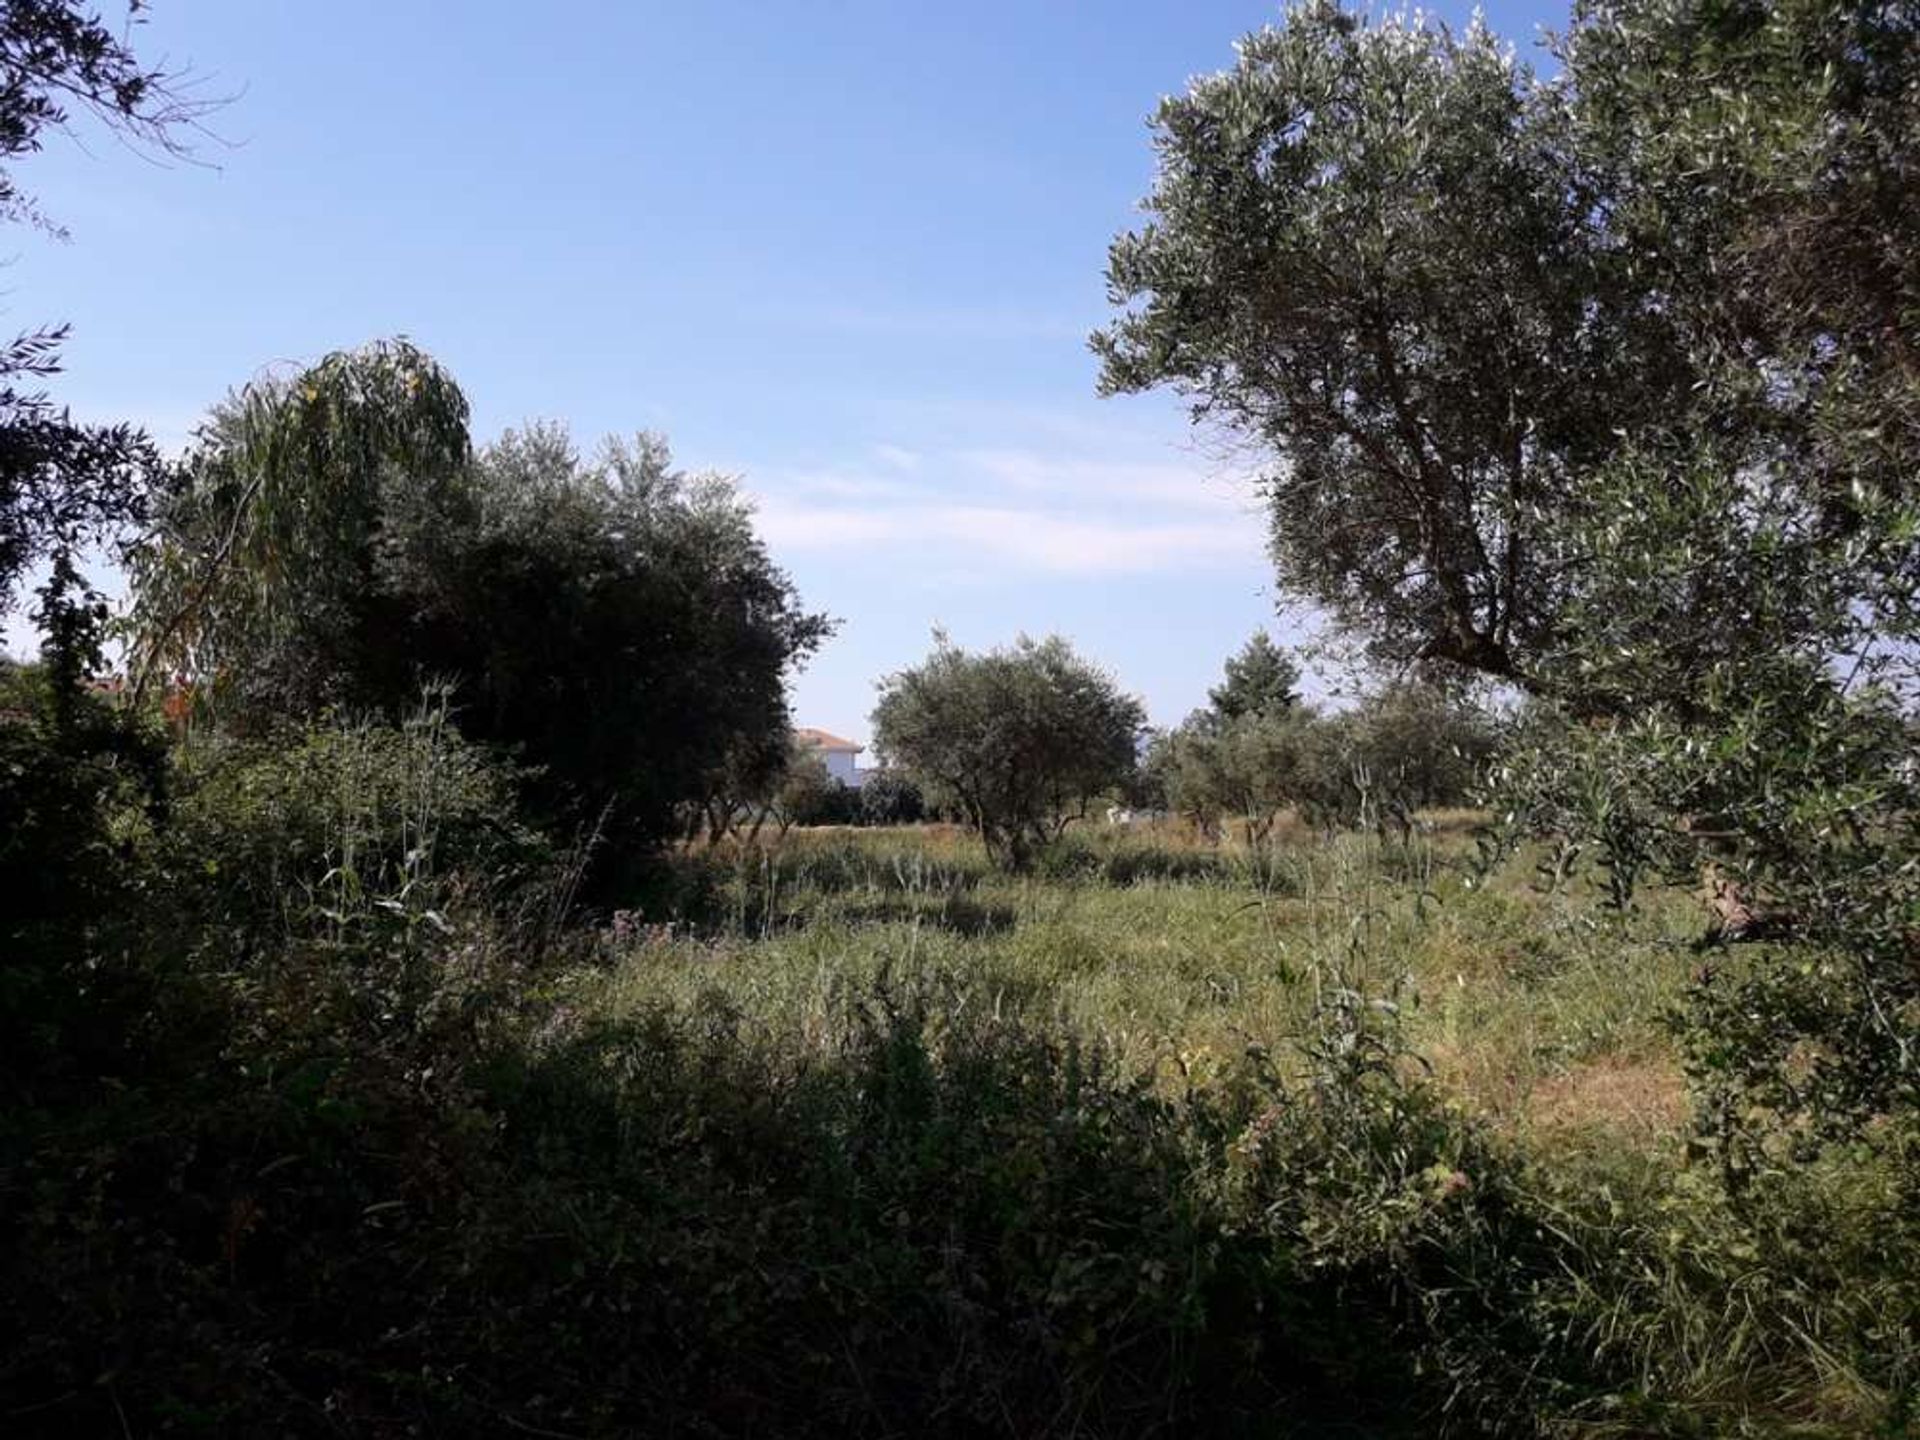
[
  {"xmin": 0, "ymin": 2, "xmax": 213, "ymax": 626},
  {"xmin": 131, "ymin": 356, "xmax": 830, "ymax": 866},
  {"xmin": 1103, "ymin": 0, "xmax": 1919, "ymax": 1157},
  {"xmin": 1495, "ymin": 0, "xmax": 1920, "ymax": 1152},
  {"xmin": 0, "ymin": 327, "xmax": 157, "ymax": 616},
  {"xmin": 1159, "ymin": 707, "xmax": 1309, "ymax": 850},
  {"xmin": 0, "ymin": 658, "xmax": 167, "ymax": 1095},
  {"xmin": 1095, "ymin": 1, "xmax": 1688, "ymax": 681},
  {"xmin": 0, "ymin": 1, "xmax": 209, "ymax": 234},
  {"xmin": 858, "ymin": 767, "xmax": 926, "ymax": 826},
  {"xmin": 1206, "ymin": 629, "xmax": 1301, "ymax": 724},
  {"xmin": 158, "ymin": 697, "xmax": 563, "ymax": 1072},
  {"xmin": 872, "ymin": 633, "xmax": 1145, "ymax": 869},
  {"xmin": 167, "ymin": 698, "xmax": 552, "ymax": 957},
  {"xmin": 1159, "ymin": 644, "xmax": 1492, "ymax": 851},
  {"xmin": 130, "ymin": 339, "xmax": 472, "ymax": 716},
  {"xmin": 406, "ymin": 424, "xmax": 833, "ymax": 859},
  {"xmin": 747, "ymin": 739, "xmax": 860, "ymax": 836},
  {"xmin": 1342, "ymin": 681, "xmax": 1497, "ymax": 820},
  {"xmin": 1487, "ymin": 677, "xmax": 1920, "ymax": 1161}
]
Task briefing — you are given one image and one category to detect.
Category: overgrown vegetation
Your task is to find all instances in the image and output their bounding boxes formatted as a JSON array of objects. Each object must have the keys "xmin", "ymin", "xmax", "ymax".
[
  {"xmin": 1100, "ymin": 0, "xmax": 1918, "ymax": 1280},
  {"xmin": 872, "ymin": 631, "xmax": 1146, "ymax": 870},
  {"xmin": 8, "ymin": 784, "xmax": 1914, "ymax": 1435},
  {"xmin": 4, "ymin": 0, "xmax": 1917, "ymax": 1434},
  {"xmin": 130, "ymin": 360, "xmax": 832, "ymax": 870}
]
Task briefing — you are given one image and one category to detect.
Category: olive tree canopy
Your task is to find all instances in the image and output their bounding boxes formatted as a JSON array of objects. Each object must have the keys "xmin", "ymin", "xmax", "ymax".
[
  {"xmin": 130, "ymin": 343, "xmax": 832, "ymax": 864},
  {"xmin": 1094, "ymin": 1, "xmax": 1689, "ymax": 686},
  {"xmin": 871, "ymin": 633, "xmax": 1144, "ymax": 870},
  {"xmin": 1100, "ymin": 0, "xmax": 1920, "ymax": 1148}
]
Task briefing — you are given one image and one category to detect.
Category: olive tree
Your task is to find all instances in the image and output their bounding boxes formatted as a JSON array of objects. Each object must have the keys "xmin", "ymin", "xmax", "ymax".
[
  {"xmin": 871, "ymin": 634, "xmax": 1144, "ymax": 870},
  {"xmin": 1160, "ymin": 635, "xmax": 1310, "ymax": 845},
  {"xmin": 1161, "ymin": 709, "xmax": 1308, "ymax": 850},
  {"xmin": 1098, "ymin": 0, "xmax": 1916, "ymax": 733},
  {"xmin": 1099, "ymin": 0, "xmax": 1918, "ymax": 1150},
  {"xmin": 1165, "ymin": 667, "xmax": 1489, "ymax": 846},
  {"xmin": 1496, "ymin": 0, "xmax": 1920, "ymax": 1154},
  {"xmin": 130, "ymin": 347, "xmax": 832, "ymax": 865},
  {"xmin": 406, "ymin": 423, "xmax": 832, "ymax": 860},
  {"xmin": 1350, "ymin": 681, "xmax": 1495, "ymax": 817},
  {"xmin": 1095, "ymin": 1, "xmax": 1690, "ymax": 687}
]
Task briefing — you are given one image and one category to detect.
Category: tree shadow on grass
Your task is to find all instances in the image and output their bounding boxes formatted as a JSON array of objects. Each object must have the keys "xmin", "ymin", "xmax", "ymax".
[{"xmin": 2, "ymin": 965, "xmax": 1624, "ymax": 1439}]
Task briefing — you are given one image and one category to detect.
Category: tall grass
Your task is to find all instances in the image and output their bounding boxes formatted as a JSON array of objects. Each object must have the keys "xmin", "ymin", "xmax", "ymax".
[
  {"xmin": 4, "ymin": 787, "xmax": 1910, "ymax": 1436},
  {"xmin": 568, "ymin": 821, "xmax": 1914, "ymax": 1435}
]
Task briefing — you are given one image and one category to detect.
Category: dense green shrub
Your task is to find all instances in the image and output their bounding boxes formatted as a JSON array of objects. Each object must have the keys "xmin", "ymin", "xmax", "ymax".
[
  {"xmin": 159, "ymin": 696, "xmax": 563, "ymax": 1061},
  {"xmin": 786, "ymin": 775, "xmax": 860, "ymax": 828},
  {"xmin": 1, "ymin": 697, "xmax": 577, "ymax": 1436},
  {"xmin": 168, "ymin": 700, "xmax": 548, "ymax": 936},
  {"xmin": 130, "ymin": 352, "xmax": 830, "ymax": 870},
  {"xmin": 0, "ymin": 660, "xmax": 168, "ymax": 1094},
  {"xmin": 873, "ymin": 633, "xmax": 1145, "ymax": 870},
  {"xmin": 858, "ymin": 768, "xmax": 926, "ymax": 826}
]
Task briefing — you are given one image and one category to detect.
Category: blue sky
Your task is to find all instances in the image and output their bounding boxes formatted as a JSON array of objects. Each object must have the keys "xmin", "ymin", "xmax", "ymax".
[{"xmin": 9, "ymin": 0, "xmax": 1558, "ymax": 743}]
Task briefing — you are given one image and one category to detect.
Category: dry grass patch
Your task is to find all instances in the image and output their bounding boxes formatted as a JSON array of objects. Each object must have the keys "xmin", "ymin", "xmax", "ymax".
[{"xmin": 1526, "ymin": 1052, "xmax": 1690, "ymax": 1144}]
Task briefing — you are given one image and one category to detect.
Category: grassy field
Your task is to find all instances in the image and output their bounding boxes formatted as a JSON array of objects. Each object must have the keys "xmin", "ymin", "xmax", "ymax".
[
  {"xmin": 10, "ymin": 806, "xmax": 1911, "ymax": 1437},
  {"xmin": 500, "ymin": 818, "xmax": 1906, "ymax": 1436},
  {"xmin": 590, "ymin": 818, "xmax": 1698, "ymax": 1155}
]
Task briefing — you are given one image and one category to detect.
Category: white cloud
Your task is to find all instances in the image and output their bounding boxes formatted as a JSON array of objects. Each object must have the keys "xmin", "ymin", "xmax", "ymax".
[
  {"xmin": 737, "ymin": 421, "xmax": 1270, "ymax": 580},
  {"xmin": 871, "ymin": 443, "xmax": 922, "ymax": 471},
  {"xmin": 752, "ymin": 496, "xmax": 1260, "ymax": 577},
  {"xmin": 760, "ymin": 467, "xmax": 921, "ymax": 501},
  {"xmin": 957, "ymin": 447, "xmax": 1256, "ymax": 511},
  {"xmin": 752, "ymin": 503, "xmax": 904, "ymax": 550},
  {"xmin": 937, "ymin": 505, "xmax": 1257, "ymax": 574}
]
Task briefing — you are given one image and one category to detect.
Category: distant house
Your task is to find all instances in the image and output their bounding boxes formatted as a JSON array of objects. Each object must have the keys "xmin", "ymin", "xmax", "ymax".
[{"xmin": 796, "ymin": 727, "xmax": 865, "ymax": 787}]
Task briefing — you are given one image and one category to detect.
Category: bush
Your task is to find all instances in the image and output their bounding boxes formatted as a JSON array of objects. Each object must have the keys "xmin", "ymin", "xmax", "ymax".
[
  {"xmin": 789, "ymin": 776, "xmax": 860, "ymax": 828},
  {"xmin": 873, "ymin": 633, "xmax": 1145, "ymax": 870},
  {"xmin": 0, "ymin": 696, "xmax": 579, "ymax": 1436},
  {"xmin": 858, "ymin": 769, "xmax": 925, "ymax": 826},
  {"xmin": 161, "ymin": 696, "xmax": 561, "ymax": 1056},
  {"xmin": 0, "ymin": 660, "xmax": 169, "ymax": 1095}
]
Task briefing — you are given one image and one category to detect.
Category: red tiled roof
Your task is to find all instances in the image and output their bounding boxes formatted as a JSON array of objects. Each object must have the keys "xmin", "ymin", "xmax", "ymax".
[{"xmin": 796, "ymin": 726, "xmax": 862, "ymax": 753}]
